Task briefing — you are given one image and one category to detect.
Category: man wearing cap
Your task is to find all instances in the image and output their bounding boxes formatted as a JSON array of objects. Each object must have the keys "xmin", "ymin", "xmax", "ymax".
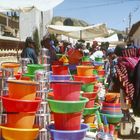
[{"xmin": 21, "ymin": 37, "xmax": 38, "ymax": 64}]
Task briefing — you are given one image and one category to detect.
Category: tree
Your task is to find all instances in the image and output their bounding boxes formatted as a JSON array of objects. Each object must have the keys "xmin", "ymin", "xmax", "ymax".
[{"xmin": 33, "ymin": 28, "xmax": 40, "ymax": 56}]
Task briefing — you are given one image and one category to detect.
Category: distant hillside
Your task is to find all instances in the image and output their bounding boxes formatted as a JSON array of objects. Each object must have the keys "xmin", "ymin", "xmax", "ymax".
[{"xmin": 51, "ymin": 16, "xmax": 89, "ymax": 27}]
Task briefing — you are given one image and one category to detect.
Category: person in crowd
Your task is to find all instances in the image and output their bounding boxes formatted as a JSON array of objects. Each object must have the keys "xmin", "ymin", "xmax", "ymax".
[
  {"xmin": 21, "ymin": 37, "xmax": 38, "ymax": 64},
  {"xmin": 107, "ymin": 45, "xmax": 125, "ymax": 92},
  {"xmin": 42, "ymin": 36, "xmax": 58, "ymax": 66}
]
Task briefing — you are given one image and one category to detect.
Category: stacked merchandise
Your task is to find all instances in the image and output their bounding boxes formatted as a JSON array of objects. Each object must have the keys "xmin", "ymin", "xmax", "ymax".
[
  {"xmin": 73, "ymin": 65, "xmax": 100, "ymax": 132},
  {"xmin": 47, "ymin": 65, "xmax": 89, "ymax": 140},
  {"xmin": 0, "ymin": 79, "xmax": 41, "ymax": 140}
]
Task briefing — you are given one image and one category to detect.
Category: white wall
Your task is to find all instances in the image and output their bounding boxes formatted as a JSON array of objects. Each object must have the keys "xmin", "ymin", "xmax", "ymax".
[
  {"xmin": 132, "ymin": 26, "xmax": 140, "ymax": 48},
  {"xmin": 19, "ymin": 8, "xmax": 53, "ymax": 41}
]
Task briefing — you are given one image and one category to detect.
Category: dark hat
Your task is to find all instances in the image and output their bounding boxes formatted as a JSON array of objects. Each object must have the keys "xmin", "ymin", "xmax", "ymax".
[{"xmin": 25, "ymin": 37, "xmax": 35, "ymax": 44}]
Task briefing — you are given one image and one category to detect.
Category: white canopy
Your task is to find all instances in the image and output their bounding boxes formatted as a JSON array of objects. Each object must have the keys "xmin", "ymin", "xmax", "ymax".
[
  {"xmin": 47, "ymin": 24, "xmax": 109, "ymax": 40},
  {"xmin": 0, "ymin": 0, "xmax": 64, "ymax": 12}
]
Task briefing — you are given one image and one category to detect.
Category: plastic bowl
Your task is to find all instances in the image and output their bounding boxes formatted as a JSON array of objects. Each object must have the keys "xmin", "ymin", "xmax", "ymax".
[
  {"xmin": 51, "ymin": 80, "xmax": 83, "ymax": 101},
  {"xmin": 73, "ymin": 75, "xmax": 97, "ymax": 84},
  {"xmin": 82, "ymin": 56, "xmax": 90, "ymax": 62},
  {"xmin": 46, "ymin": 97, "xmax": 89, "ymax": 113},
  {"xmin": 81, "ymin": 83, "xmax": 95, "ymax": 92},
  {"xmin": 95, "ymin": 57, "xmax": 103, "ymax": 62},
  {"xmin": 101, "ymin": 110, "xmax": 122, "ymax": 115},
  {"xmin": 48, "ymin": 123, "xmax": 89, "ymax": 140},
  {"xmin": 1, "ymin": 62, "xmax": 20, "ymax": 74},
  {"xmin": 81, "ymin": 92, "xmax": 97, "ymax": 100},
  {"xmin": 102, "ymin": 102, "xmax": 121, "ymax": 107},
  {"xmin": 7, "ymin": 112, "xmax": 36, "ymax": 128},
  {"xmin": 50, "ymin": 75, "xmax": 72, "ymax": 81},
  {"xmin": 1, "ymin": 96, "xmax": 41, "ymax": 112},
  {"xmin": 27, "ymin": 64, "xmax": 45, "ymax": 75},
  {"xmin": 76, "ymin": 66, "xmax": 94, "ymax": 76},
  {"xmin": 83, "ymin": 106, "xmax": 100, "ymax": 116},
  {"xmin": 52, "ymin": 112, "xmax": 82, "ymax": 130},
  {"xmin": 98, "ymin": 70, "xmax": 105, "ymax": 76},
  {"xmin": 52, "ymin": 65, "xmax": 69, "ymax": 75},
  {"xmin": 0, "ymin": 125, "xmax": 39, "ymax": 140},
  {"xmin": 7, "ymin": 80, "xmax": 38, "ymax": 100},
  {"xmin": 100, "ymin": 113, "xmax": 123, "ymax": 124}
]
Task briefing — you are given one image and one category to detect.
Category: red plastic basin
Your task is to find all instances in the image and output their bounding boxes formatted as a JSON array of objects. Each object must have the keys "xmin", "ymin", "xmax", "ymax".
[
  {"xmin": 1, "ymin": 96, "xmax": 41, "ymax": 112},
  {"xmin": 102, "ymin": 102, "xmax": 121, "ymax": 107},
  {"xmin": 52, "ymin": 65, "xmax": 69, "ymax": 75},
  {"xmin": 82, "ymin": 92, "xmax": 97, "ymax": 100},
  {"xmin": 85, "ymin": 99, "xmax": 95, "ymax": 108},
  {"xmin": 53, "ymin": 112, "xmax": 82, "ymax": 130},
  {"xmin": 73, "ymin": 75, "xmax": 97, "ymax": 84},
  {"xmin": 51, "ymin": 81, "xmax": 83, "ymax": 101}
]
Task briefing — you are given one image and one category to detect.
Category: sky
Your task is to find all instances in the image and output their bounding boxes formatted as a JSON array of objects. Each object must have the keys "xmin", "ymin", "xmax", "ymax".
[{"xmin": 54, "ymin": 0, "xmax": 140, "ymax": 31}]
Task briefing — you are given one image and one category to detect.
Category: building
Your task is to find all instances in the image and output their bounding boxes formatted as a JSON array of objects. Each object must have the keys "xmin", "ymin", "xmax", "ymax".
[{"xmin": 128, "ymin": 21, "xmax": 140, "ymax": 48}]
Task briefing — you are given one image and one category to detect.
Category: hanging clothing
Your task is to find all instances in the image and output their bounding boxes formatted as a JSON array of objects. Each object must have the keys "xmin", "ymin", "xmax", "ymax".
[{"xmin": 132, "ymin": 60, "xmax": 140, "ymax": 116}]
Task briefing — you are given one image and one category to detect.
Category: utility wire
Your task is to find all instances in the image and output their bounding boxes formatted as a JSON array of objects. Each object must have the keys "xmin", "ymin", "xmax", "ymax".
[{"xmin": 57, "ymin": 0, "xmax": 140, "ymax": 11}]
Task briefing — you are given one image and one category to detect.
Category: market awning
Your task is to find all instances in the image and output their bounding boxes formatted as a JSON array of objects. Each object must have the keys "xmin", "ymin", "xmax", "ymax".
[
  {"xmin": 0, "ymin": 0, "xmax": 64, "ymax": 12},
  {"xmin": 47, "ymin": 24, "xmax": 109, "ymax": 40}
]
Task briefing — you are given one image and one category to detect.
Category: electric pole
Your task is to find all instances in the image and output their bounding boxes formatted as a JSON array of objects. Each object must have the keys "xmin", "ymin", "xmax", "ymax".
[{"xmin": 128, "ymin": 12, "xmax": 132, "ymax": 30}]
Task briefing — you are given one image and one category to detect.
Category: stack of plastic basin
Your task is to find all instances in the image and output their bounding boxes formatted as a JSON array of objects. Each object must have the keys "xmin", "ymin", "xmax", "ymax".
[
  {"xmin": 74, "ymin": 65, "xmax": 101, "ymax": 132},
  {"xmin": 100, "ymin": 92, "xmax": 123, "ymax": 124},
  {"xmin": 23, "ymin": 64, "xmax": 45, "ymax": 80},
  {"xmin": 0, "ymin": 80, "xmax": 41, "ymax": 140},
  {"xmin": 74, "ymin": 65, "xmax": 98, "ymax": 108},
  {"xmin": 51, "ymin": 65, "xmax": 72, "ymax": 81},
  {"xmin": 47, "ymin": 80, "xmax": 89, "ymax": 140},
  {"xmin": 93, "ymin": 57, "xmax": 105, "ymax": 83}
]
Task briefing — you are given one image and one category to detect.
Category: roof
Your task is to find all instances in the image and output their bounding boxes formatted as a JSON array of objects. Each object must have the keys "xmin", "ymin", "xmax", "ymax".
[{"xmin": 128, "ymin": 21, "xmax": 140, "ymax": 37}]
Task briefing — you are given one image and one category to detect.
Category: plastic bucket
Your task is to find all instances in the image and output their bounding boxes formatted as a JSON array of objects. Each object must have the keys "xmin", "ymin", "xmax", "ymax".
[
  {"xmin": 52, "ymin": 65, "xmax": 69, "ymax": 75},
  {"xmin": 7, "ymin": 80, "xmax": 38, "ymax": 100},
  {"xmin": 48, "ymin": 123, "xmax": 89, "ymax": 140},
  {"xmin": 52, "ymin": 112, "xmax": 82, "ymax": 130},
  {"xmin": 51, "ymin": 81, "xmax": 83, "ymax": 101},
  {"xmin": 76, "ymin": 66, "xmax": 94, "ymax": 76},
  {"xmin": 7, "ymin": 112, "xmax": 36, "ymax": 129}
]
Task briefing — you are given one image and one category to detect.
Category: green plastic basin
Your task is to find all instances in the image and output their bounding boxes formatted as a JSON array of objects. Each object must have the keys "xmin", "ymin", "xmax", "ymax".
[
  {"xmin": 27, "ymin": 64, "xmax": 45, "ymax": 75},
  {"xmin": 81, "ymin": 83, "xmax": 95, "ymax": 92},
  {"xmin": 100, "ymin": 113, "xmax": 123, "ymax": 124},
  {"xmin": 83, "ymin": 106, "xmax": 100, "ymax": 116},
  {"xmin": 46, "ymin": 97, "xmax": 89, "ymax": 114}
]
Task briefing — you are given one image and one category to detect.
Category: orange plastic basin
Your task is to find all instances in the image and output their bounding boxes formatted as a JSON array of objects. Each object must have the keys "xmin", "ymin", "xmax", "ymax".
[
  {"xmin": 76, "ymin": 66, "xmax": 94, "ymax": 76},
  {"xmin": 7, "ymin": 112, "xmax": 36, "ymax": 129},
  {"xmin": 7, "ymin": 80, "xmax": 39, "ymax": 100},
  {"xmin": 1, "ymin": 62, "xmax": 20, "ymax": 74},
  {"xmin": 0, "ymin": 125, "xmax": 39, "ymax": 140}
]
